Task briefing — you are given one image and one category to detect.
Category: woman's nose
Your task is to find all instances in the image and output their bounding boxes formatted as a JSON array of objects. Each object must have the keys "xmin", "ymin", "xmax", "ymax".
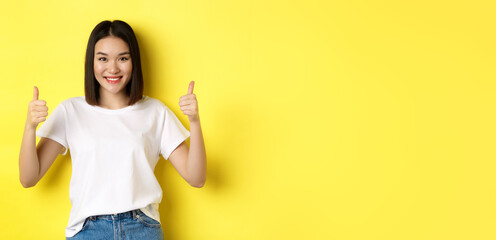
[{"xmin": 108, "ymin": 61, "xmax": 120, "ymax": 73}]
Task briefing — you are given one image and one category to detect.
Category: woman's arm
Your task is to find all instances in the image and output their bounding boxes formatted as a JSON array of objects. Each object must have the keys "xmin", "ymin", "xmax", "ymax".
[
  {"xmin": 19, "ymin": 87, "xmax": 64, "ymax": 188},
  {"xmin": 168, "ymin": 81, "xmax": 207, "ymax": 188}
]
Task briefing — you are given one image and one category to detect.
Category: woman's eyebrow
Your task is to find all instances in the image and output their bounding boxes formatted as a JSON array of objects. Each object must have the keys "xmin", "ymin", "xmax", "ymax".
[{"xmin": 96, "ymin": 52, "xmax": 131, "ymax": 55}]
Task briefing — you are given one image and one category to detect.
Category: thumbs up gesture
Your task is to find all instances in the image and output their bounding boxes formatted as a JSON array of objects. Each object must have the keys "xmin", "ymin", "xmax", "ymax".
[
  {"xmin": 27, "ymin": 86, "xmax": 48, "ymax": 129},
  {"xmin": 179, "ymin": 81, "xmax": 199, "ymax": 122}
]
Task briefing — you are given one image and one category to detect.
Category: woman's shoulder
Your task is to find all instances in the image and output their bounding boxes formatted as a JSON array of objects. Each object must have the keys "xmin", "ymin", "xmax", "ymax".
[
  {"xmin": 138, "ymin": 96, "xmax": 180, "ymax": 118},
  {"xmin": 58, "ymin": 96, "xmax": 86, "ymax": 107},
  {"xmin": 140, "ymin": 96, "xmax": 172, "ymax": 109},
  {"xmin": 48, "ymin": 96, "xmax": 82, "ymax": 107}
]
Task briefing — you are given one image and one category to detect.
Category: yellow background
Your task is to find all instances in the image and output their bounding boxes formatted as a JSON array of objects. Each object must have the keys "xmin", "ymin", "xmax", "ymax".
[{"xmin": 1, "ymin": 0, "xmax": 495, "ymax": 239}]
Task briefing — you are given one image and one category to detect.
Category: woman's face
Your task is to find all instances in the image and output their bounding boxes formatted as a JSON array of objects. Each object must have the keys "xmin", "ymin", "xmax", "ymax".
[{"xmin": 94, "ymin": 36, "xmax": 132, "ymax": 97}]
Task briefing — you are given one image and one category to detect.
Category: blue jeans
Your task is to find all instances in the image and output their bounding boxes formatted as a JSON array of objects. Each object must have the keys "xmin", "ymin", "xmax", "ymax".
[{"xmin": 66, "ymin": 209, "xmax": 164, "ymax": 240}]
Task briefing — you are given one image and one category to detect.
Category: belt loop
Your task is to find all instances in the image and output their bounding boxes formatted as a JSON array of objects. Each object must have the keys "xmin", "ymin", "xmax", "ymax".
[{"xmin": 132, "ymin": 209, "xmax": 138, "ymax": 219}]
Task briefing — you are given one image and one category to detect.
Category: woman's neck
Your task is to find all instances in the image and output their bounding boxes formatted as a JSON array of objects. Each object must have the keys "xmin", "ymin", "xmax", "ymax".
[{"xmin": 98, "ymin": 89, "xmax": 130, "ymax": 110}]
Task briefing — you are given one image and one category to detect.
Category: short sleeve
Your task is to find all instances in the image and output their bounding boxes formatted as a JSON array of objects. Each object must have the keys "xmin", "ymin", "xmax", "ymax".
[
  {"xmin": 36, "ymin": 103, "xmax": 69, "ymax": 155},
  {"xmin": 160, "ymin": 106, "xmax": 190, "ymax": 160}
]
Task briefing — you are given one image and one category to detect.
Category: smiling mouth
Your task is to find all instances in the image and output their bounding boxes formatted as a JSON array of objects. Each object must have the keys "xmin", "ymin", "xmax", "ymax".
[{"xmin": 105, "ymin": 76, "xmax": 122, "ymax": 84}]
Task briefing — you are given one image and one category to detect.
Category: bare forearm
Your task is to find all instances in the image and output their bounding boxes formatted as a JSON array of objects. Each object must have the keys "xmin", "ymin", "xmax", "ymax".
[
  {"xmin": 187, "ymin": 118, "xmax": 207, "ymax": 187},
  {"xmin": 179, "ymin": 81, "xmax": 206, "ymax": 187},
  {"xmin": 19, "ymin": 121, "xmax": 40, "ymax": 188}
]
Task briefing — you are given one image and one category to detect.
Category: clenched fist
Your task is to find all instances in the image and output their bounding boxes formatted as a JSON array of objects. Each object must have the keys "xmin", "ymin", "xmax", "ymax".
[
  {"xmin": 179, "ymin": 81, "xmax": 199, "ymax": 122},
  {"xmin": 27, "ymin": 86, "xmax": 48, "ymax": 129}
]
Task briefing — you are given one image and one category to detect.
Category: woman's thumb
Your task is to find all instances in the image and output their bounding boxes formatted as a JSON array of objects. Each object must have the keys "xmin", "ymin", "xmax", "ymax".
[{"xmin": 33, "ymin": 86, "xmax": 39, "ymax": 100}]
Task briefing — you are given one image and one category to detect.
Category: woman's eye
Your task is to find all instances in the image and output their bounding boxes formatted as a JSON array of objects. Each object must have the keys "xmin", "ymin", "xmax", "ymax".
[
  {"xmin": 98, "ymin": 57, "xmax": 107, "ymax": 61},
  {"xmin": 120, "ymin": 57, "xmax": 129, "ymax": 61}
]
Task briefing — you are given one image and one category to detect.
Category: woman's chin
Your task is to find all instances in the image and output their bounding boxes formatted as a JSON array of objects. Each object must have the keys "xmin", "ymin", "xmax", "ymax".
[{"xmin": 100, "ymin": 86, "xmax": 126, "ymax": 96}]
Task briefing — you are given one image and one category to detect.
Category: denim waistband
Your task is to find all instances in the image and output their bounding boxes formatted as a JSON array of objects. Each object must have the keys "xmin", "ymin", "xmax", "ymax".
[{"xmin": 89, "ymin": 209, "xmax": 141, "ymax": 221}]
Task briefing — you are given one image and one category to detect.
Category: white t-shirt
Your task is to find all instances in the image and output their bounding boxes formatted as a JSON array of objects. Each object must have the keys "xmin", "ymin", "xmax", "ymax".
[{"xmin": 36, "ymin": 96, "xmax": 190, "ymax": 237}]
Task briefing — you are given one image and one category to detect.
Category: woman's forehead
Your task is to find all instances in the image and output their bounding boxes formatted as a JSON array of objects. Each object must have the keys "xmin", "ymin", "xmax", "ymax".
[{"xmin": 95, "ymin": 36, "xmax": 130, "ymax": 54}]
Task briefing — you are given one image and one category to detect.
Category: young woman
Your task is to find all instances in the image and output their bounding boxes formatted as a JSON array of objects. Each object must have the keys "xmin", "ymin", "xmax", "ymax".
[{"xmin": 19, "ymin": 20, "xmax": 206, "ymax": 239}]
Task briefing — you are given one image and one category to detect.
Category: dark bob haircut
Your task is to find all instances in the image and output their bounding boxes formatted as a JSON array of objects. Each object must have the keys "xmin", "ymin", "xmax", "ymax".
[{"xmin": 85, "ymin": 20, "xmax": 143, "ymax": 106}]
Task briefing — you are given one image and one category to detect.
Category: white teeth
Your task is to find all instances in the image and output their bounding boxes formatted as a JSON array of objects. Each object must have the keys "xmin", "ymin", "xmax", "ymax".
[{"xmin": 106, "ymin": 77, "xmax": 120, "ymax": 80}]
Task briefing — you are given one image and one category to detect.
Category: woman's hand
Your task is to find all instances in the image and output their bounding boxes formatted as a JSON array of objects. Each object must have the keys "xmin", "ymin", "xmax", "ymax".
[
  {"xmin": 179, "ymin": 81, "xmax": 199, "ymax": 123},
  {"xmin": 27, "ymin": 86, "xmax": 48, "ymax": 129},
  {"xmin": 20, "ymin": 86, "xmax": 63, "ymax": 188},
  {"xmin": 171, "ymin": 81, "xmax": 206, "ymax": 188}
]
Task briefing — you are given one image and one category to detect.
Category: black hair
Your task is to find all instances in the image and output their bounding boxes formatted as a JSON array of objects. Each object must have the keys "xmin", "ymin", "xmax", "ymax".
[{"xmin": 84, "ymin": 20, "xmax": 143, "ymax": 106}]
